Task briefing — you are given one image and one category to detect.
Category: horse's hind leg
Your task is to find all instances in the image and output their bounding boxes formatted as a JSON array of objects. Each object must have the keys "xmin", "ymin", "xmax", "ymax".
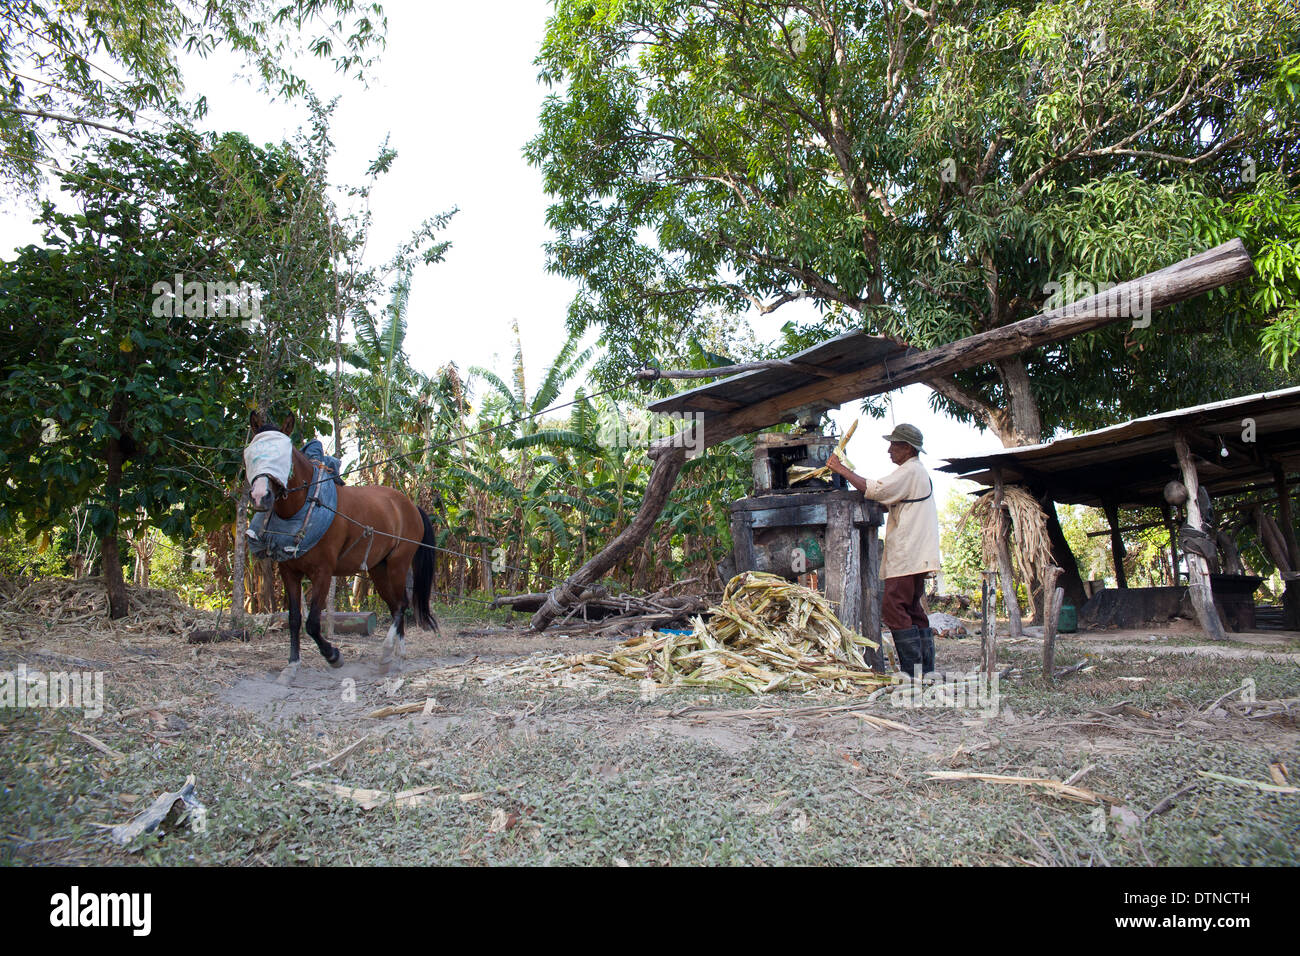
[
  {"xmin": 387, "ymin": 554, "xmax": 416, "ymax": 667},
  {"xmin": 304, "ymin": 568, "xmax": 344, "ymax": 670},
  {"xmin": 370, "ymin": 560, "xmax": 406, "ymax": 672}
]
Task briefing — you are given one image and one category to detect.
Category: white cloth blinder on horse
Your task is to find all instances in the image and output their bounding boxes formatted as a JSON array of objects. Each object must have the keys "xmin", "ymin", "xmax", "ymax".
[{"xmin": 244, "ymin": 431, "xmax": 293, "ymax": 487}]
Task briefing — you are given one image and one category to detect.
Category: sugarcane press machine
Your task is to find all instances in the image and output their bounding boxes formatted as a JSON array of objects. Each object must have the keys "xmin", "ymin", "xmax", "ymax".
[{"xmin": 726, "ymin": 431, "xmax": 885, "ymax": 665}]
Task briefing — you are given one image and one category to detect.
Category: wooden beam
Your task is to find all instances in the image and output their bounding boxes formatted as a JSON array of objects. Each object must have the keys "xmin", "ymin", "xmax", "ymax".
[
  {"xmin": 653, "ymin": 240, "xmax": 1255, "ymax": 453},
  {"xmin": 677, "ymin": 395, "xmax": 744, "ymax": 412},
  {"xmin": 861, "ymin": 527, "xmax": 883, "ymax": 669},
  {"xmin": 530, "ymin": 447, "xmax": 687, "ymax": 630},
  {"xmin": 1174, "ymin": 432, "xmax": 1229, "ymax": 641},
  {"xmin": 1161, "ymin": 503, "xmax": 1180, "ymax": 587},
  {"xmin": 981, "ymin": 570, "xmax": 998, "ymax": 677},
  {"xmin": 634, "ymin": 358, "xmax": 838, "ymax": 381},
  {"xmin": 824, "ymin": 498, "xmax": 862, "ymax": 644}
]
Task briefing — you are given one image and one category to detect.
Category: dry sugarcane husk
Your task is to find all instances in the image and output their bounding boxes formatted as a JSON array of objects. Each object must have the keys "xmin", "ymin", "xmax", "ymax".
[
  {"xmin": 410, "ymin": 574, "xmax": 893, "ymax": 697},
  {"xmin": 296, "ymin": 779, "xmax": 441, "ymax": 810},
  {"xmin": 367, "ymin": 699, "xmax": 443, "ymax": 719},
  {"xmin": 524, "ymin": 572, "xmax": 889, "ymax": 695},
  {"xmin": 292, "ymin": 735, "xmax": 375, "ymax": 778},
  {"xmin": 960, "ymin": 485, "xmax": 1054, "ymax": 610},
  {"xmin": 1195, "ymin": 770, "xmax": 1299, "ymax": 795},
  {"xmin": 926, "ymin": 770, "xmax": 1119, "ymax": 805}
]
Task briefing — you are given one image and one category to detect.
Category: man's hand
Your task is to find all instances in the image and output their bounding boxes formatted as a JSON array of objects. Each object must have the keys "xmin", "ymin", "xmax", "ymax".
[{"xmin": 828, "ymin": 453, "xmax": 868, "ymax": 494}]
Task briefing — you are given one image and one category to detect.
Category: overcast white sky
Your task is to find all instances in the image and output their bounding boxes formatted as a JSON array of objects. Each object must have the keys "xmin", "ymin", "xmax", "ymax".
[{"xmin": 0, "ymin": 0, "xmax": 1001, "ymax": 502}]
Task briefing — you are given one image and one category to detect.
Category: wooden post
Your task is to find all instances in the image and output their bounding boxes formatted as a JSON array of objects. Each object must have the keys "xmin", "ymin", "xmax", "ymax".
[
  {"xmin": 1161, "ymin": 503, "xmax": 1180, "ymax": 586},
  {"xmin": 861, "ymin": 526, "xmax": 884, "ymax": 669},
  {"xmin": 824, "ymin": 497, "xmax": 861, "ymax": 635},
  {"xmin": 1103, "ymin": 499, "xmax": 1128, "ymax": 589},
  {"xmin": 992, "ymin": 471, "xmax": 1023, "ymax": 639},
  {"xmin": 1040, "ymin": 565, "xmax": 1063, "ymax": 684},
  {"xmin": 1273, "ymin": 465, "xmax": 1300, "ymax": 572},
  {"xmin": 981, "ymin": 570, "xmax": 998, "ymax": 677},
  {"xmin": 1174, "ymin": 433, "xmax": 1229, "ymax": 641},
  {"xmin": 729, "ymin": 509, "xmax": 757, "ymax": 575}
]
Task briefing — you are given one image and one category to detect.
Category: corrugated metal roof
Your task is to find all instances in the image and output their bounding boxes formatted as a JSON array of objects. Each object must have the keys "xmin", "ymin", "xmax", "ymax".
[
  {"xmin": 940, "ymin": 386, "xmax": 1300, "ymax": 506},
  {"xmin": 646, "ymin": 330, "xmax": 912, "ymax": 423}
]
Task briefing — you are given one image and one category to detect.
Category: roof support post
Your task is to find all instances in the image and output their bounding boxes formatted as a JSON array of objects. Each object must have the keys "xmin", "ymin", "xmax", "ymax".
[
  {"xmin": 1161, "ymin": 503, "xmax": 1180, "ymax": 587},
  {"xmin": 1272, "ymin": 464, "xmax": 1300, "ymax": 572},
  {"xmin": 1103, "ymin": 499, "xmax": 1128, "ymax": 589},
  {"xmin": 992, "ymin": 469, "xmax": 1023, "ymax": 639},
  {"xmin": 1174, "ymin": 433, "xmax": 1229, "ymax": 641}
]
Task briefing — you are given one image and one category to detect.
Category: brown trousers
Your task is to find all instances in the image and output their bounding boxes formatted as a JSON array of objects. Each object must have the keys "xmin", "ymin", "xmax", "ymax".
[{"xmin": 882, "ymin": 573, "xmax": 930, "ymax": 632}]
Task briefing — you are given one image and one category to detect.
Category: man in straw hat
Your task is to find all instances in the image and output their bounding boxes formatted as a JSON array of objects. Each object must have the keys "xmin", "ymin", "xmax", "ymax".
[{"xmin": 827, "ymin": 424, "xmax": 940, "ymax": 678}]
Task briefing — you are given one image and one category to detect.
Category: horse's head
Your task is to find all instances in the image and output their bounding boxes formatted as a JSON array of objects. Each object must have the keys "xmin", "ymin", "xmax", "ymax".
[{"xmin": 245, "ymin": 411, "xmax": 296, "ymax": 512}]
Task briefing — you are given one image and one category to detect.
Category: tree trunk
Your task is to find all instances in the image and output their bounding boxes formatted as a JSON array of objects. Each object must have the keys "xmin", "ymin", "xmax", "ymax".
[
  {"xmin": 260, "ymin": 557, "xmax": 277, "ymax": 612},
  {"xmin": 993, "ymin": 355, "xmax": 1042, "ymax": 445},
  {"xmin": 232, "ymin": 489, "xmax": 248, "ymax": 625},
  {"xmin": 1103, "ymin": 500, "xmax": 1128, "ymax": 589},
  {"xmin": 1274, "ymin": 466, "xmax": 1300, "ymax": 572},
  {"xmin": 102, "ymin": 430, "xmax": 129, "ymax": 619}
]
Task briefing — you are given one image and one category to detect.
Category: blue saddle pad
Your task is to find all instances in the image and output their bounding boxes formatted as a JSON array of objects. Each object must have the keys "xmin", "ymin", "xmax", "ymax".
[{"xmin": 300, "ymin": 439, "xmax": 345, "ymax": 485}]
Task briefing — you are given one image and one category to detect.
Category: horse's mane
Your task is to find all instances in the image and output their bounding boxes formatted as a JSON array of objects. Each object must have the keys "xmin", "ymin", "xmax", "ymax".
[{"xmin": 254, "ymin": 424, "xmax": 286, "ymax": 436}]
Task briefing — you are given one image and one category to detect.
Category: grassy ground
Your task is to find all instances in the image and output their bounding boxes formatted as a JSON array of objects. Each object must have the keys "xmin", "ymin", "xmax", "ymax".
[
  {"xmin": 2, "ymin": 643, "xmax": 1296, "ymax": 865},
  {"xmin": 2, "ymin": 587, "xmax": 1298, "ymax": 866}
]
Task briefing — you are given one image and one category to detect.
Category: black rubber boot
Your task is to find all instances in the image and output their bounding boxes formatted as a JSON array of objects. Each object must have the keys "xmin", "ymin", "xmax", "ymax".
[
  {"xmin": 892, "ymin": 627, "xmax": 923, "ymax": 680},
  {"xmin": 919, "ymin": 627, "xmax": 936, "ymax": 675}
]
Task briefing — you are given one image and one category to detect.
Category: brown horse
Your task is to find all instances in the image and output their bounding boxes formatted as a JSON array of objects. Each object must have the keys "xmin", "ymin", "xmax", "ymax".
[{"xmin": 244, "ymin": 412, "xmax": 439, "ymax": 685}]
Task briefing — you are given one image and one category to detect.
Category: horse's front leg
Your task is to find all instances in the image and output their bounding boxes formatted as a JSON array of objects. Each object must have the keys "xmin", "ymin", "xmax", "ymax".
[
  {"xmin": 277, "ymin": 567, "xmax": 304, "ymax": 686},
  {"xmin": 305, "ymin": 570, "xmax": 344, "ymax": 669}
]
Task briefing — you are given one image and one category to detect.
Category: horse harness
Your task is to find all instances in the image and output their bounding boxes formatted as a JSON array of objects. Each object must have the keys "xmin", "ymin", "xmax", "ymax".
[
  {"xmin": 338, "ymin": 519, "xmax": 381, "ymax": 571},
  {"xmin": 248, "ymin": 457, "xmax": 344, "ymax": 562}
]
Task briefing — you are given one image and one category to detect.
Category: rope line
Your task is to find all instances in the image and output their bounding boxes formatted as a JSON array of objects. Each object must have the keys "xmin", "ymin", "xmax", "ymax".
[{"xmin": 302, "ymin": 494, "xmax": 623, "ymax": 593}]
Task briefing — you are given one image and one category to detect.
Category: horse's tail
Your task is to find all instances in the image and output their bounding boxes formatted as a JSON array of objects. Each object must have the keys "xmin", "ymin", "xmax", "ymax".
[{"xmin": 413, "ymin": 508, "xmax": 440, "ymax": 633}]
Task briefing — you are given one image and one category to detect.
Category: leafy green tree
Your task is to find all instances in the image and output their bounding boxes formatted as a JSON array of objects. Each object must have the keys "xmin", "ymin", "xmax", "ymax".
[
  {"xmin": 0, "ymin": 0, "xmax": 387, "ymax": 193},
  {"xmin": 0, "ymin": 127, "xmax": 340, "ymax": 616},
  {"xmin": 528, "ymin": 0, "xmax": 1299, "ymax": 446},
  {"xmin": 939, "ymin": 486, "xmax": 984, "ymax": 596}
]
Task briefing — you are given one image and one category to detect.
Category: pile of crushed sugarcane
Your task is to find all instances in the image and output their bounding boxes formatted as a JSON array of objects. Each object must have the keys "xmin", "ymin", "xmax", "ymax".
[{"xmin": 559, "ymin": 572, "xmax": 893, "ymax": 695}]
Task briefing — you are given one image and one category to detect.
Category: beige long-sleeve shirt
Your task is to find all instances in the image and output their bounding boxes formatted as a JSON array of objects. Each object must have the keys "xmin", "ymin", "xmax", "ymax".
[{"xmin": 861, "ymin": 456, "xmax": 941, "ymax": 579}]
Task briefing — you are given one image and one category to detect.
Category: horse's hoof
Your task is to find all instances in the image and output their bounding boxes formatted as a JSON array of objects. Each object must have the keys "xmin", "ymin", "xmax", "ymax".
[
  {"xmin": 276, "ymin": 662, "xmax": 301, "ymax": 686},
  {"xmin": 328, "ymin": 648, "xmax": 345, "ymax": 669}
]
